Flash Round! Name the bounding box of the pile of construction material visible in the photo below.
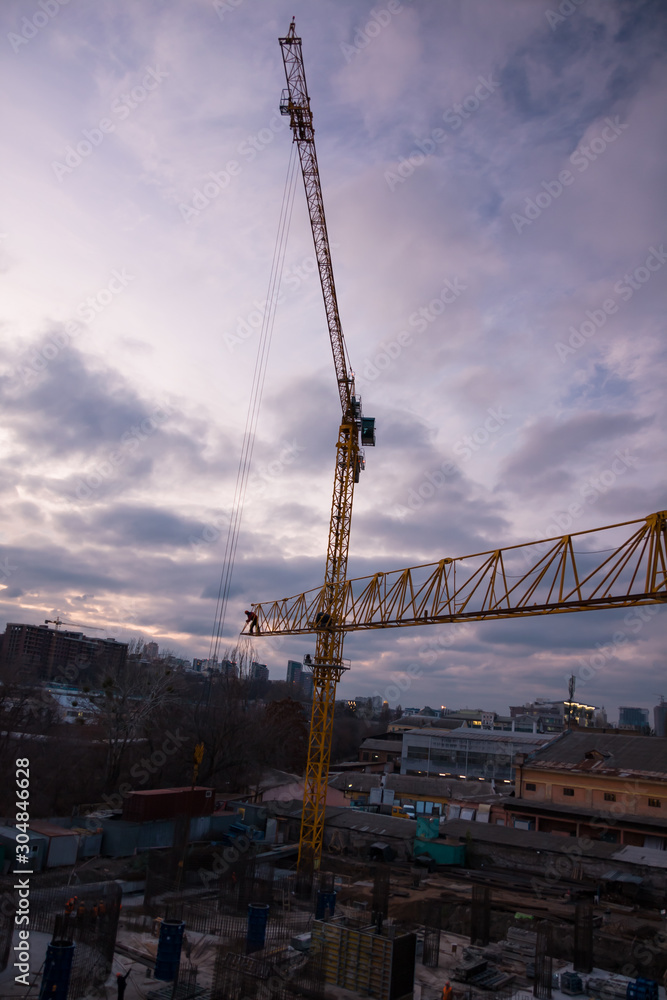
[586,977,659,1000]
[452,950,515,992]
[475,926,537,979]
[560,971,585,995]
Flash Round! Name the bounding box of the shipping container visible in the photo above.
[121,786,215,823]
[0,824,48,872]
[29,821,79,868]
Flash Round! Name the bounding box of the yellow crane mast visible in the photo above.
[278,20,375,874]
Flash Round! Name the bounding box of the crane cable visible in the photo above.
[208,144,299,665]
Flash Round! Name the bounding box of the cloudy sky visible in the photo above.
[1,0,665,719]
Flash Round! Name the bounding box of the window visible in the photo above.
[525,783,536,791]
[604,792,616,802]
[563,787,575,796]
[648,798,661,808]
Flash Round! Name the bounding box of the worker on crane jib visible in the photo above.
[244,609,260,635]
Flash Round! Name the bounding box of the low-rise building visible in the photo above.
[358,733,403,766]
[329,771,505,819]
[510,698,602,732]
[389,710,538,733]
[508,730,667,850]
[400,726,553,781]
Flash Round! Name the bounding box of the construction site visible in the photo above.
[1,7,666,1000]
[1,828,666,999]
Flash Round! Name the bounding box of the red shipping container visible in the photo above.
[121,786,215,822]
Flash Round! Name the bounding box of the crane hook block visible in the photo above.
[361,417,376,447]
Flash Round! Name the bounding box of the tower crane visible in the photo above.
[253,511,667,634]
[44,618,104,631]
[269,22,666,872]
[278,20,375,873]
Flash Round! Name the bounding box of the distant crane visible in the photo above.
[44,618,104,631]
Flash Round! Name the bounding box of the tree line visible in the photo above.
[0,642,385,817]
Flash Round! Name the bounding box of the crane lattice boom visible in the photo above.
[253,512,667,634]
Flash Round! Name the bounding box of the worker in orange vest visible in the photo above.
[442,981,453,1000]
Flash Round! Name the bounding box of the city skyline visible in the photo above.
[1,1,665,715]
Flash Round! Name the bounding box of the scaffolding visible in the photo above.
[470,884,491,946]
[533,921,553,1000]
[574,902,594,974]
[423,901,442,969]
[27,881,121,998]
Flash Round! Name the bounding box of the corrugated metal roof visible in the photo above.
[326,810,416,838]
[601,869,643,883]
[524,731,667,777]
[611,845,667,869]
[507,797,667,829]
[406,728,553,745]
[358,739,402,753]
[328,772,503,799]
[29,821,78,839]
[0,824,48,842]
[440,818,621,856]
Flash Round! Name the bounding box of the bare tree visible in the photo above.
[98,656,177,791]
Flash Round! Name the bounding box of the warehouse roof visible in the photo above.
[524,730,667,778]
[358,739,403,754]
[506,796,667,830]
[328,772,502,799]
[442,819,667,870]
[405,728,553,745]
[326,809,416,840]
[440,818,620,857]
